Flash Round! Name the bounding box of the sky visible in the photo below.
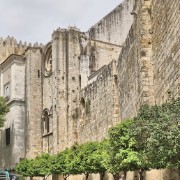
[0,0,123,44]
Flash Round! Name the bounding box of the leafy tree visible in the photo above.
[0,96,9,127]
[80,140,109,180]
[51,149,69,180]
[132,98,180,178]
[15,158,35,179]
[93,140,109,180]
[52,141,109,180]
[32,153,53,180]
[52,146,82,180]
[108,119,150,180]
[76,142,99,180]
[16,154,54,180]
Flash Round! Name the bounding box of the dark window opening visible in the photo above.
[38,70,40,78]
[6,128,10,145]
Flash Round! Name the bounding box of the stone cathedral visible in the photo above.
[0,0,179,179]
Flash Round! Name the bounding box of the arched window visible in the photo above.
[42,109,52,135]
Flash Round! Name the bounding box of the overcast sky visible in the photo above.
[0,0,123,44]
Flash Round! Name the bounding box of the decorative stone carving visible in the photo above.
[43,45,52,77]
[80,33,89,55]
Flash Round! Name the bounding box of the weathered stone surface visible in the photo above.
[88,0,134,45]
[0,55,25,169]
[25,48,43,158]
[0,0,179,179]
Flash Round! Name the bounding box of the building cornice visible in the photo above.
[0,54,25,72]
[6,98,25,107]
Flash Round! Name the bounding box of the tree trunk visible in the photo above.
[124,171,127,179]
[113,173,120,180]
[178,167,180,179]
[175,168,180,179]
[100,171,105,180]
[85,172,89,180]
[44,175,50,180]
[139,170,144,180]
[63,174,68,180]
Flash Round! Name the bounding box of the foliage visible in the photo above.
[108,119,150,179]
[133,98,180,169]
[15,158,35,177]
[52,146,82,180]
[78,141,109,179]
[0,96,9,127]
[31,153,53,179]
[15,98,179,179]
[16,154,53,179]
[52,141,109,180]
[92,140,109,179]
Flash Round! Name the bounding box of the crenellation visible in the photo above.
[0,36,42,64]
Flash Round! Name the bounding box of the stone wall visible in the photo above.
[116,0,179,179]
[0,104,25,169]
[117,0,154,120]
[80,38,121,89]
[25,47,43,158]
[89,40,122,72]
[151,0,180,104]
[88,0,134,45]
[50,27,82,151]
[51,29,69,153]
[0,55,25,169]
[77,60,120,144]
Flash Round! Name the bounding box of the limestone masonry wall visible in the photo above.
[25,48,43,158]
[0,55,25,169]
[88,0,134,45]
[118,0,155,120]
[116,0,179,179]
[77,60,120,144]
[151,0,180,104]
[89,40,122,71]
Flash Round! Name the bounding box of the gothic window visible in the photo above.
[42,109,52,135]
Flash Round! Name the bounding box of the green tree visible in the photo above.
[52,147,82,180]
[52,141,109,180]
[15,158,35,179]
[80,140,109,180]
[51,151,67,179]
[76,142,99,180]
[108,119,150,180]
[92,140,109,180]
[16,154,54,180]
[32,153,53,180]
[132,98,180,178]
[0,96,9,127]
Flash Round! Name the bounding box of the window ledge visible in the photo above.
[42,132,53,137]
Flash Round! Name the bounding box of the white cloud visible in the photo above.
[0,0,123,44]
